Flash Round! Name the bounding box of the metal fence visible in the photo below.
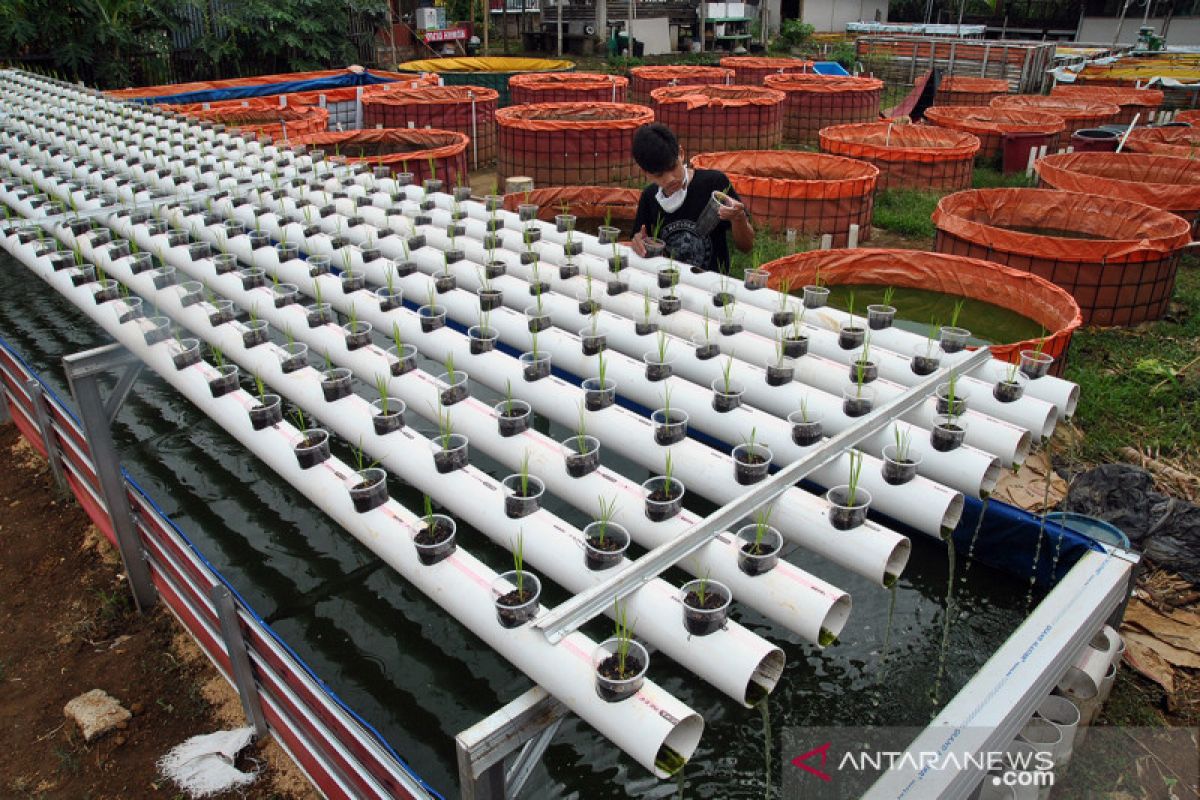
[0,335,440,800]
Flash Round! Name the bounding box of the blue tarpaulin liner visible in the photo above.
[132,70,399,106]
[813,61,852,76]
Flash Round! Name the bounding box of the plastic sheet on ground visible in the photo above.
[1065,463,1200,584]
[993,451,1069,512]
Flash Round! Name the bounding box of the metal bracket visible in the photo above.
[63,343,157,612]
[209,583,270,739]
[535,347,995,644]
[22,378,68,495]
[456,687,569,800]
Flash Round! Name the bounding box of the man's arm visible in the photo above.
[718,177,754,253]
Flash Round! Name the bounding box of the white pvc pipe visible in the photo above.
[64,221,785,709]
[0,123,854,646]
[0,225,703,778]
[105,208,852,647]
[200,200,907,589]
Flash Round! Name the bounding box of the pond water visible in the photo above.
[0,249,1041,798]
[824,284,1045,346]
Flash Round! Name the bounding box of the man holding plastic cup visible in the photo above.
[629,123,754,274]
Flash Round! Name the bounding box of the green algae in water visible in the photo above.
[823,284,1044,346]
[744,679,770,707]
[819,627,838,647]
[656,746,688,777]
[759,699,773,800]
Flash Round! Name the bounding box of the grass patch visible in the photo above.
[1065,254,1200,469]
[728,229,812,280]
[872,189,941,238]
[972,165,1035,189]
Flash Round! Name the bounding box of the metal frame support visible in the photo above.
[0,380,11,425]
[63,343,158,612]
[535,347,994,644]
[456,687,569,800]
[24,378,68,495]
[210,583,270,739]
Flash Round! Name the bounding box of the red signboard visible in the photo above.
[423,27,468,42]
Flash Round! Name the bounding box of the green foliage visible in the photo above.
[774,19,813,50]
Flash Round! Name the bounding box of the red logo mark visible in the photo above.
[791,742,834,782]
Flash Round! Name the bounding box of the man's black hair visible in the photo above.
[632,123,679,174]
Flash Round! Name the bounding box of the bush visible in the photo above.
[771,19,813,52]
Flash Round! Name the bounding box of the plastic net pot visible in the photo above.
[289,128,470,187]
[679,579,732,635]
[762,247,1083,376]
[168,99,329,140]
[764,74,883,146]
[496,103,654,187]
[1050,84,1164,126]
[819,121,980,192]
[933,76,1010,107]
[1034,151,1200,237]
[1123,126,1200,159]
[690,151,877,246]
[651,85,785,154]
[933,188,1191,327]
[396,56,574,107]
[491,570,542,628]
[510,72,628,105]
[583,521,630,571]
[719,56,813,86]
[990,95,1121,134]
[593,638,648,702]
[629,66,735,105]
[361,85,500,165]
[414,514,457,566]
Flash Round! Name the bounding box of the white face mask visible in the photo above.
[655,166,690,214]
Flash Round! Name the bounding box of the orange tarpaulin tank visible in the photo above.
[923,105,1066,162]
[932,188,1192,326]
[651,85,785,154]
[818,121,980,192]
[1123,126,1200,158]
[763,74,884,145]
[287,129,470,186]
[1034,151,1200,236]
[933,76,1010,107]
[761,248,1082,375]
[500,186,640,225]
[629,66,735,104]
[495,103,654,187]
[1049,85,1164,125]
[168,99,329,141]
[690,151,877,246]
[990,95,1120,132]
[361,85,500,166]
[1176,109,1200,125]
[509,72,628,105]
[719,56,813,85]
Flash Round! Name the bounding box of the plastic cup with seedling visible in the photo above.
[940,299,970,353]
[644,330,672,382]
[733,426,772,485]
[827,450,871,530]
[882,424,921,485]
[868,286,897,330]
[1019,327,1054,380]
[594,601,646,702]
[737,504,782,576]
[652,384,687,446]
[493,530,540,628]
[584,494,628,570]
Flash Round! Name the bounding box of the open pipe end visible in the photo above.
[940,491,966,534]
[978,455,1003,497]
[817,591,853,649]
[1062,383,1079,419]
[650,712,705,779]
[741,647,786,708]
[884,535,912,585]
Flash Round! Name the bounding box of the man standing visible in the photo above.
[629,122,754,273]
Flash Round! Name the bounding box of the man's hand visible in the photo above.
[716,195,747,222]
[630,224,649,257]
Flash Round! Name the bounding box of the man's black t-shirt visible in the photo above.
[633,168,742,274]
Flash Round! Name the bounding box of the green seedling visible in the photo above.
[656,330,669,364]
[503,379,515,416]
[893,424,912,463]
[846,450,864,507]
[391,321,404,353]
[692,570,712,605]
[444,352,457,385]
[289,406,308,432]
[351,436,383,473]
[253,373,268,403]
[778,276,792,311]
[576,402,589,455]
[595,495,618,545]
[651,212,664,241]
[752,504,774,548]
[612,601,638,678]
[721,354,736,394]
[642,288,652,323]
[423,494,435,530]
[798,395,811,423]
[512,529,526,595]
[375,374,392,415]
[882,286,895,306]
[949,298,965,329]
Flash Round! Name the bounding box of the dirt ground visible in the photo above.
[0,423,318,800]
